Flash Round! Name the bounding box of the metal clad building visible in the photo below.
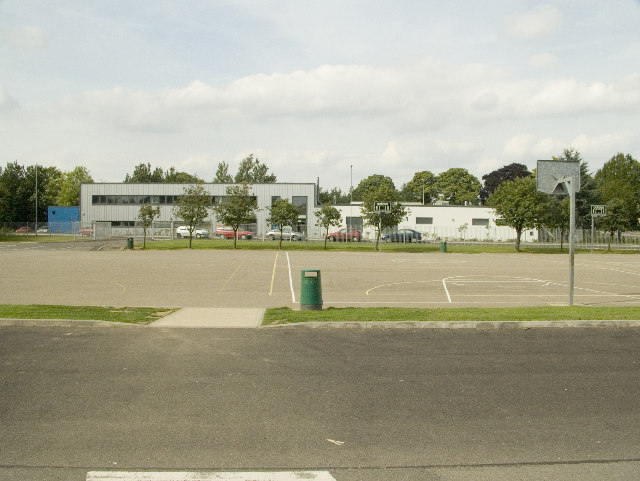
[80,182,320,238]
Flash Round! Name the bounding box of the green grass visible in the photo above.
[0,235,91,243]
[141,238,624,254]
[0,304,177,324]
[263,306,640,325]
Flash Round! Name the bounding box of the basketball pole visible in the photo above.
[569,177,575,306]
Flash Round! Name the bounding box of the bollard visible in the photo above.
[440,241,447,252]
[300,269,323,311]
[127,237,134,249]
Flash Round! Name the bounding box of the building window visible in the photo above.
[472,218,490,226]
[416,217,433,225]
[346,216,363,231]
[271,196,281,205]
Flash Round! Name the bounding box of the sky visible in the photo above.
[1,1,639,191]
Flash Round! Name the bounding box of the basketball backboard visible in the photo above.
[536,160,581,194]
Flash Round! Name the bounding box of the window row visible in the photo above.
[91,195,260,206]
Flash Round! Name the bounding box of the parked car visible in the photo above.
[175,225,209,239]
[216,226,253,240]
[15,226,34,233]
[79,228,94,236]
[37,226,49,233]
[382,229,423,243]
[327,228,362,242]
[265,226,305,241]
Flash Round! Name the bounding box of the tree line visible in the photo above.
[2,148,639,250]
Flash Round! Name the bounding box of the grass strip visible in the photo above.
[0,304,177,324]
[263,306,640,325]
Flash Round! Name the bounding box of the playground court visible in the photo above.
[1,245,640,309]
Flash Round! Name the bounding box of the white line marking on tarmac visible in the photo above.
[87,472,337,480]
[269,251,279,296]
[443,278,452,303]
[286,251,295,303]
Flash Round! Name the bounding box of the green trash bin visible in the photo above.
[440,241,447,252]
[127,237,134,249]
[300,269,323,311]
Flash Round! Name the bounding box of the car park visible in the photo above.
[175,225,209,239]
[265,226,305,241]
[327,228,362,242]
[216,226,253,240]
[382,228,423,243]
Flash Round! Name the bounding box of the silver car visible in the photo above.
[265,226,305,241]
[175,225,209,239]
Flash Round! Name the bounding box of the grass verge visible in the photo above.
[0,304,177,324]
[263,306,640,325]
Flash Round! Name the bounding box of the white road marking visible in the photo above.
[286,251,296,303]
[327,439,344,445]
[87,472,336,480]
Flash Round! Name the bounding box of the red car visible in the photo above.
[15,226,34,233]
[216,226,253,240]
[327,228,362,242]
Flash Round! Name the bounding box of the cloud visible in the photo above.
[505,5,562,41]
[0,84,19,111]
[0,24,48,50]
[528,52,560,70]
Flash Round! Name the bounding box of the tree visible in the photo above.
[0,162,29,222]
[213,162,234,183]
[315,205,342,249]
[539,195,570,250]
[234,154,277,183]
[137,204,160,249]
[361,183,407,250]
[163,167,202,183]
[172,184,211,248]
[318,187,350,205]
[434,168,482,205]
[212,183,259,249]
[56,166,94,206]
[400,171,437,203]
[266,199,300,249]
[598,198,631,250]
[594,153,640,231]
[26,165,63,224]
[487,176,546,251]
[125,163,164,183]
[351,174,396,202]
[480,163,530,203]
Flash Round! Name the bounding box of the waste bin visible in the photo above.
[300,269,323,311]
[440,241,447,252]
[127,237,134,249]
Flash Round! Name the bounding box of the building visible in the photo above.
[80,182,528,242]
[80,182,321,238]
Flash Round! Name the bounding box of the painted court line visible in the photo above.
[286,251,296,303]
[86,472,336,480]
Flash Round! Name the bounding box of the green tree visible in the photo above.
[125,162,164,183]
[598,198,631,250]
[539,195,570,250]
[212,183,259,249]
[352,174,396,202]
[137,203,160,249]
[0,162,28,222]
[361,183,407,250]
[163,167,202,183]
[56,166,94,206]
[26,165,63,224]
[234,154,277,183]
[172,184,211,248]
[487,176,546,252]
[315,205,342,249]
[594,153,640,231]
[318,186,350,205]
[434,168,482,205]
[266,198,300,249]
[480,163,531,203]
[213,162,234,183]
[400,171,437,203]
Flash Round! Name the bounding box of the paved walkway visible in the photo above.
[149,308,266,328]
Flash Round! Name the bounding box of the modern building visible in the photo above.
[47,206,80,233]
[80,182,528,242]
[80,182,321,238]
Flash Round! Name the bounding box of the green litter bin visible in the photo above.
[300,269,323,311]
[127,237,134,249]
[440,241,447,252]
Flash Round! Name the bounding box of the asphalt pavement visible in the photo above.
[1,326,639,480]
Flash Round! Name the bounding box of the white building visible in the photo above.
[80,182,530,242]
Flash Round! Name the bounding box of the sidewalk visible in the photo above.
[149,308,266,328]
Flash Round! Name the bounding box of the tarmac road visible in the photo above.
[1,326,639,480]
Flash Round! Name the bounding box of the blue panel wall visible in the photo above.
[47,206,80,233]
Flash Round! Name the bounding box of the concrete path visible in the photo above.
[149,308,265,328]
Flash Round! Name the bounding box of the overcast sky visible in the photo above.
[1,1,639,191]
